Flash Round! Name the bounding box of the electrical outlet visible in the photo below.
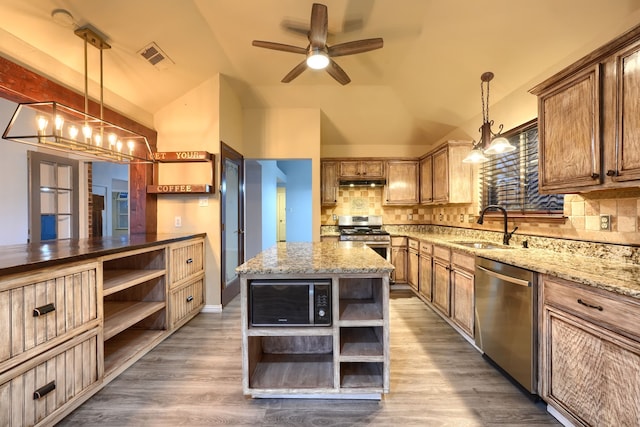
[459,214,464,223]
[174,216,182,227]
[332,214,337,221]
[600,214,611,231]
[438,214,444,221]
[408,214,413,220]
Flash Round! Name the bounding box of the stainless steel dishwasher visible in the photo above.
[474,257,537,394]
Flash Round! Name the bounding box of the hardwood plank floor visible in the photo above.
[58,291,560,426]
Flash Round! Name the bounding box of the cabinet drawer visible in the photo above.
[0,329,100,427]
[169,239,205,286]
[451,251,474,272]
[419,242,432,255]
[408,239,419,251]
[170,277,204,329]
[433,245,451,262]
[391,236,406,246]
[543,275,640,341]
[0,262,99,369]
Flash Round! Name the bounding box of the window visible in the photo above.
[480,120,564,216]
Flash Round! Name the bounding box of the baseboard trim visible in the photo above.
[201,304,223,313]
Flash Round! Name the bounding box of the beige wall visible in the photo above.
[244,107,322,241]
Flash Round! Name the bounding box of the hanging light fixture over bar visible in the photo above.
[2,25,154,163]
[463,71,515,163]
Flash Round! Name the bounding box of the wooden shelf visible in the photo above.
[103,269,165,296]
[250,353,334,390]
[103,301,166,340]
[340,362,383,389]
[103,328,166,377]
[340,327,383,360]
[339,299,383,321]
[247,327,334,337]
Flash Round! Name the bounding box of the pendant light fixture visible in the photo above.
[462,71,515,163]
[2,23,153,163]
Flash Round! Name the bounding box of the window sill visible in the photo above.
[478,213,567,224]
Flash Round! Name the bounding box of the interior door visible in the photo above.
[277,186,286,242]
[220,142,244,306]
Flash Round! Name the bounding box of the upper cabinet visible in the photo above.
[530,25,640,193]
[384,160,419,205]
[420,141,473,205]
[321,161,339,206]
[339,160,385,179]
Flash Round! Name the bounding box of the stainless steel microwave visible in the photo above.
[249,280,331,326]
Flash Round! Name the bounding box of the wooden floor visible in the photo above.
[59,290,560,426]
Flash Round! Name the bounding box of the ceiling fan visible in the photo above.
[252,3,383,85]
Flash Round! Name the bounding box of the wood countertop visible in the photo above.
[0,233,205,276]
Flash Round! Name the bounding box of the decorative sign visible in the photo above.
[151,151,212,162]
[147,184,212,194]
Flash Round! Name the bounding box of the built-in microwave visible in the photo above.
[249,279,331,326]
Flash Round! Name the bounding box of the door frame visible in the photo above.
[220,142,244,306]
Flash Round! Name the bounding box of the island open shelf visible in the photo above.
[238,241,393,400]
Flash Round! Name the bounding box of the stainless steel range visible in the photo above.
[338,215,390,261]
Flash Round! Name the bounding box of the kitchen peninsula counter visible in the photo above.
[237,241,394,399]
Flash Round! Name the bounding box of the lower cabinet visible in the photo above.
[418,242,432,301]
[390,237,407,284]
[432,246,451,316]
[450,251,474,338]
[541,275,640,426]
[407,239,419,293]
[169,277,205,329]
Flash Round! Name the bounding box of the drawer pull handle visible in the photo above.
[33,303,56,317]
[186,295,194,302]
[186,258,193,264]
[577,299,603,311]
[33,381,56,399]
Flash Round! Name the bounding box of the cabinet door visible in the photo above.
[420,155,433,204]
[391,247,407,283]
[538,65,602,192]
[432,258,450,316]
[407,250,419,293]
[614,43,640,182]
[361,161,385,178]
[339,161,361,178]
[432,148,449,203]
[451,268,474,337]
[384,161,419,205]
[321,161,338,206]
[419,254,432,301]
[543,309,640,426]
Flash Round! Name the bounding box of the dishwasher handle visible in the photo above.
[476,265,531,287]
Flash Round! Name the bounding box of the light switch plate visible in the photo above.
[199,197,208,207]
[174,216,182,227]
[600,214,611,231]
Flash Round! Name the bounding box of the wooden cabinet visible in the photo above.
[420,141,473,205]
[321,161,339,206]
[419,155,433,204]
[450,251,474,338]
[531,26,640,192]
[432,245,451,316]
[540,275,640,426]
[418,242,432,302]
[390,237,407,284]
[384,160,419,205]
[339,160,384,179]
[407,239,419,293]
[168,238,205,330]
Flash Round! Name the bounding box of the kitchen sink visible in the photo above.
[451,241,515,250]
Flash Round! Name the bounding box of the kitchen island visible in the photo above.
[237,241,394,399]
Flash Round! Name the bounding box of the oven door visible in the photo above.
[365,241,390,261]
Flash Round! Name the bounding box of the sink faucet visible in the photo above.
[477,204,518,245]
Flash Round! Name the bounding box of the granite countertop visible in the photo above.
[0,233,206,276]
[396,231,640,300]
[236,241,394,275]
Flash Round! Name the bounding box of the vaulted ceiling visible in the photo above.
[1,0,640,150]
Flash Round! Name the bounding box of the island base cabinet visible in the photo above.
[340,362,383,389]
[0,329,101,427]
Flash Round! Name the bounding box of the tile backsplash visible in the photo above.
[321,187,640,246]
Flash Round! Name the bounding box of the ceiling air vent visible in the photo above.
[137,42,174,70]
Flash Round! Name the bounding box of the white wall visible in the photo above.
[279,160,312,243]
[244,160,263,259]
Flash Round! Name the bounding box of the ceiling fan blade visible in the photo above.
[252,40,307,55]
[309,3,328,48]
[326,59,351,85]
[281,60,308,83]
[328,38,384,57]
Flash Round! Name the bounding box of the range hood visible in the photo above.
[339,179,386,187]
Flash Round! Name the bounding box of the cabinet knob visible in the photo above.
[591,173,600,179]
[33,381,56,400]
[186,258,193,264]
[186,295,194,303]
[606,170,617,177]
[33,303,56,317]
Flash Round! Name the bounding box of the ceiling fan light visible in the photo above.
[306,50,329,69]
[484,136,516,155]
[462,146,489,163]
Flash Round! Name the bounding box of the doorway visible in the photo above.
[220,142,244,306]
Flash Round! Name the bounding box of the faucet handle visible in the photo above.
[504,226,518,245]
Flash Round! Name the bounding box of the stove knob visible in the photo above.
[318,309,326,317]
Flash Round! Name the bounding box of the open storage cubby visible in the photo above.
[338,277,383,322]
[102,247,167,377]
[340,362,384,388]
[247,335,334,390]
[340,327,383,360]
